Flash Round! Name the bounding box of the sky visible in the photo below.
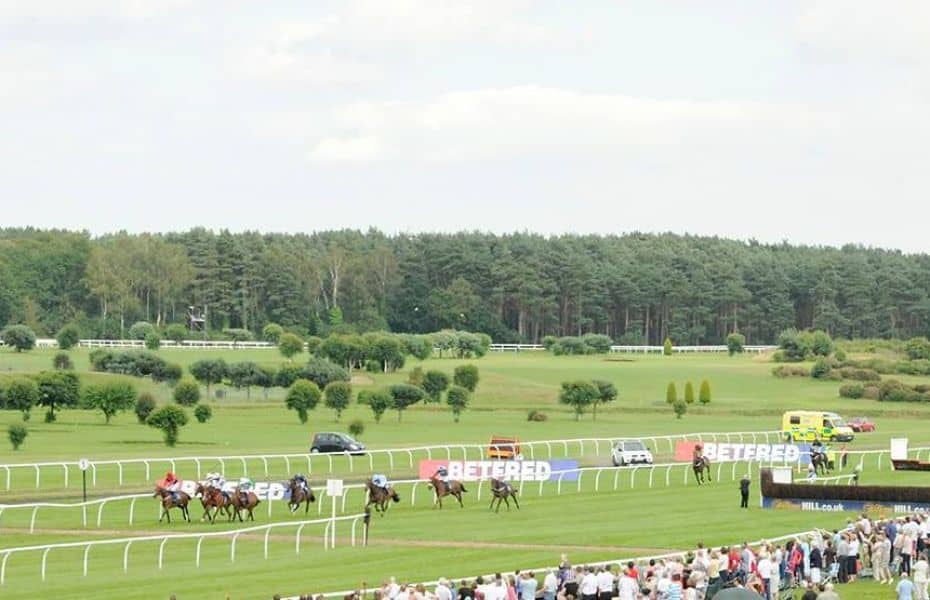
[2,1,929,251]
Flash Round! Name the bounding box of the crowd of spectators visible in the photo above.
[277,511,930,600]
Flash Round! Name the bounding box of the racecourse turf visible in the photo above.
[1,348,929,599]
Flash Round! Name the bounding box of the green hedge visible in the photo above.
[760,469,930,503]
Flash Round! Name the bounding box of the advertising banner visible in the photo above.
[418,460,579,482]
[762,496,930,514]
[675,441,811,465]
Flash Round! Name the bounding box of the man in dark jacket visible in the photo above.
[739,475,750,508]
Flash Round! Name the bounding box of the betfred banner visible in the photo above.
[675,442,811,465]
[418,460,578,482]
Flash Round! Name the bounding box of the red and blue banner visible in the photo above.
[675,442,812,465]
[418,460,579,482]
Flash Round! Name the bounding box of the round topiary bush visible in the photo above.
[173,380,201,406]
[194,404,213,423]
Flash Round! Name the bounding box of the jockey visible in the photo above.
[693,443,705,466]
[237,476,254,504]
[164,471,182,503]
[371,473,388,493]
[204,472,228,500]
[432,466,450,487]
[293,473,309,493]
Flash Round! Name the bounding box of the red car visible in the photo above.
[847,417,875,432]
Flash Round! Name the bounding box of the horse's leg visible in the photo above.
[159,503,165,523]
[512,494,520,510]
[165,504,171,524]
[456,491,464,508]
[489,495,496,510]
[707,466,712,482]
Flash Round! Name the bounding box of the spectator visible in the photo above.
[815,582,840,600]
[579,567,597,600]
[616,568,638,600]
[800,581,818,600]
[757,551,772,599]
[542,570,557,600]
[519,572,537,600]
[458,581,472,600]
[915,552,929,600]
[435,579,453,600]
[739,475,750,508]
[667,573,683,600]
[898,573,916,600]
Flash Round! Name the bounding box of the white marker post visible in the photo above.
[78,458,90,503]
[326,479,344,549]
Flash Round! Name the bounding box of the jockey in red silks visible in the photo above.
[693,443,704,466]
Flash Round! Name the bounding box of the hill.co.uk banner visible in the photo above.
[675,442,812,465]
[418,460,579,482]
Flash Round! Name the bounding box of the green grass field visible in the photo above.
[1,348,927,599]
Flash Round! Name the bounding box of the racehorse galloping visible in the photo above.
[365,478,400,515]
[810,449,831,475]
[489,478,520,513]
[154,486,191,523]
[693,456,712,485]
[286,476,316,514]
[229,489,261,522]
[429,476,467,509]
[195,483,232,523]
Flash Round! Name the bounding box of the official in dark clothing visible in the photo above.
[739,475,750,508]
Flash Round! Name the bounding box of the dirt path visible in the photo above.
[1,525,675,556]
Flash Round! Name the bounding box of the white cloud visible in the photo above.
[0,0,191,21]
[307,86,822,163]
[278,0,572,48]
[307,135,383,162]
[234,47,381,85]
[796,0,930,64]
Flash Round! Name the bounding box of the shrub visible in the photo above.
[5,377,38,421]
[527,409,548,422]
[56,324,81,350]
[772,350,787,363]
[422,370,451,402]
[878,379,921,402]
[348,419,365,438]
[189,359,227,395]
[1,325,36,352]
[53,352,74,370]
[81,381,136,423]
[365,360,381,373]
[173,380,201,406]
[699,380,711,405]
[673,399,687,419]
[772,365,810,378]
[387,384,425,422]
[862,386,881,400]
[839,384,864,399]
[810,358,832,379]
[446,385,470,422]
[8,424,27,450]
[408,366,425,387]
[665,382,677,404]
[582,333,613,354]
[129,321,155,340]
[726,333,745,356]
[453,364,479,392]
[262,323,284,344]
[838,367,881,382]
[278,333,305,360]
[286,379,321,424]
[274,363,304,388]
[223,328,254,345]
[164,324,187,344]
[684,381,695,403]
[559,380,599,420]
[357,389,391,423]
[144,331,161,350]
[303,357,350,389]
[193,404,212,423]
[146,405,189,446]
[135,393,156,424]
[905,337,930,361]
[833,349,847,363]
[811,330,833,356]
[305,335,324,355]
[35,370,80,422]
[663,338,673,356]
[552,336,586,356]
[541,336,557,350]
[152,362,183,385]
[323,381,352,421]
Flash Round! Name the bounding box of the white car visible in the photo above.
[611,439,654,466]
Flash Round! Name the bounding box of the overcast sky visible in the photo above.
[2,1,929,251]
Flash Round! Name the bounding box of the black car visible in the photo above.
[310,432,366,454]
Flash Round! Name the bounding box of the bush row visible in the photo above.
[838,379,930,402]
[543,333,614,355]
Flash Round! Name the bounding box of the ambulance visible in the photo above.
[782,410,855,442]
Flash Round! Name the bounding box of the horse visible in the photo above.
[365,478,400,516]
[286,477,316,514]
[489,478,519,513]
[429,476,467,509]
[154,486,191,523]
[195,483,233,523]
[810,449,831,475]
[693,456,712,485]
[229,488,261,522]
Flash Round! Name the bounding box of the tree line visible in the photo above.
[3,227,930,344]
